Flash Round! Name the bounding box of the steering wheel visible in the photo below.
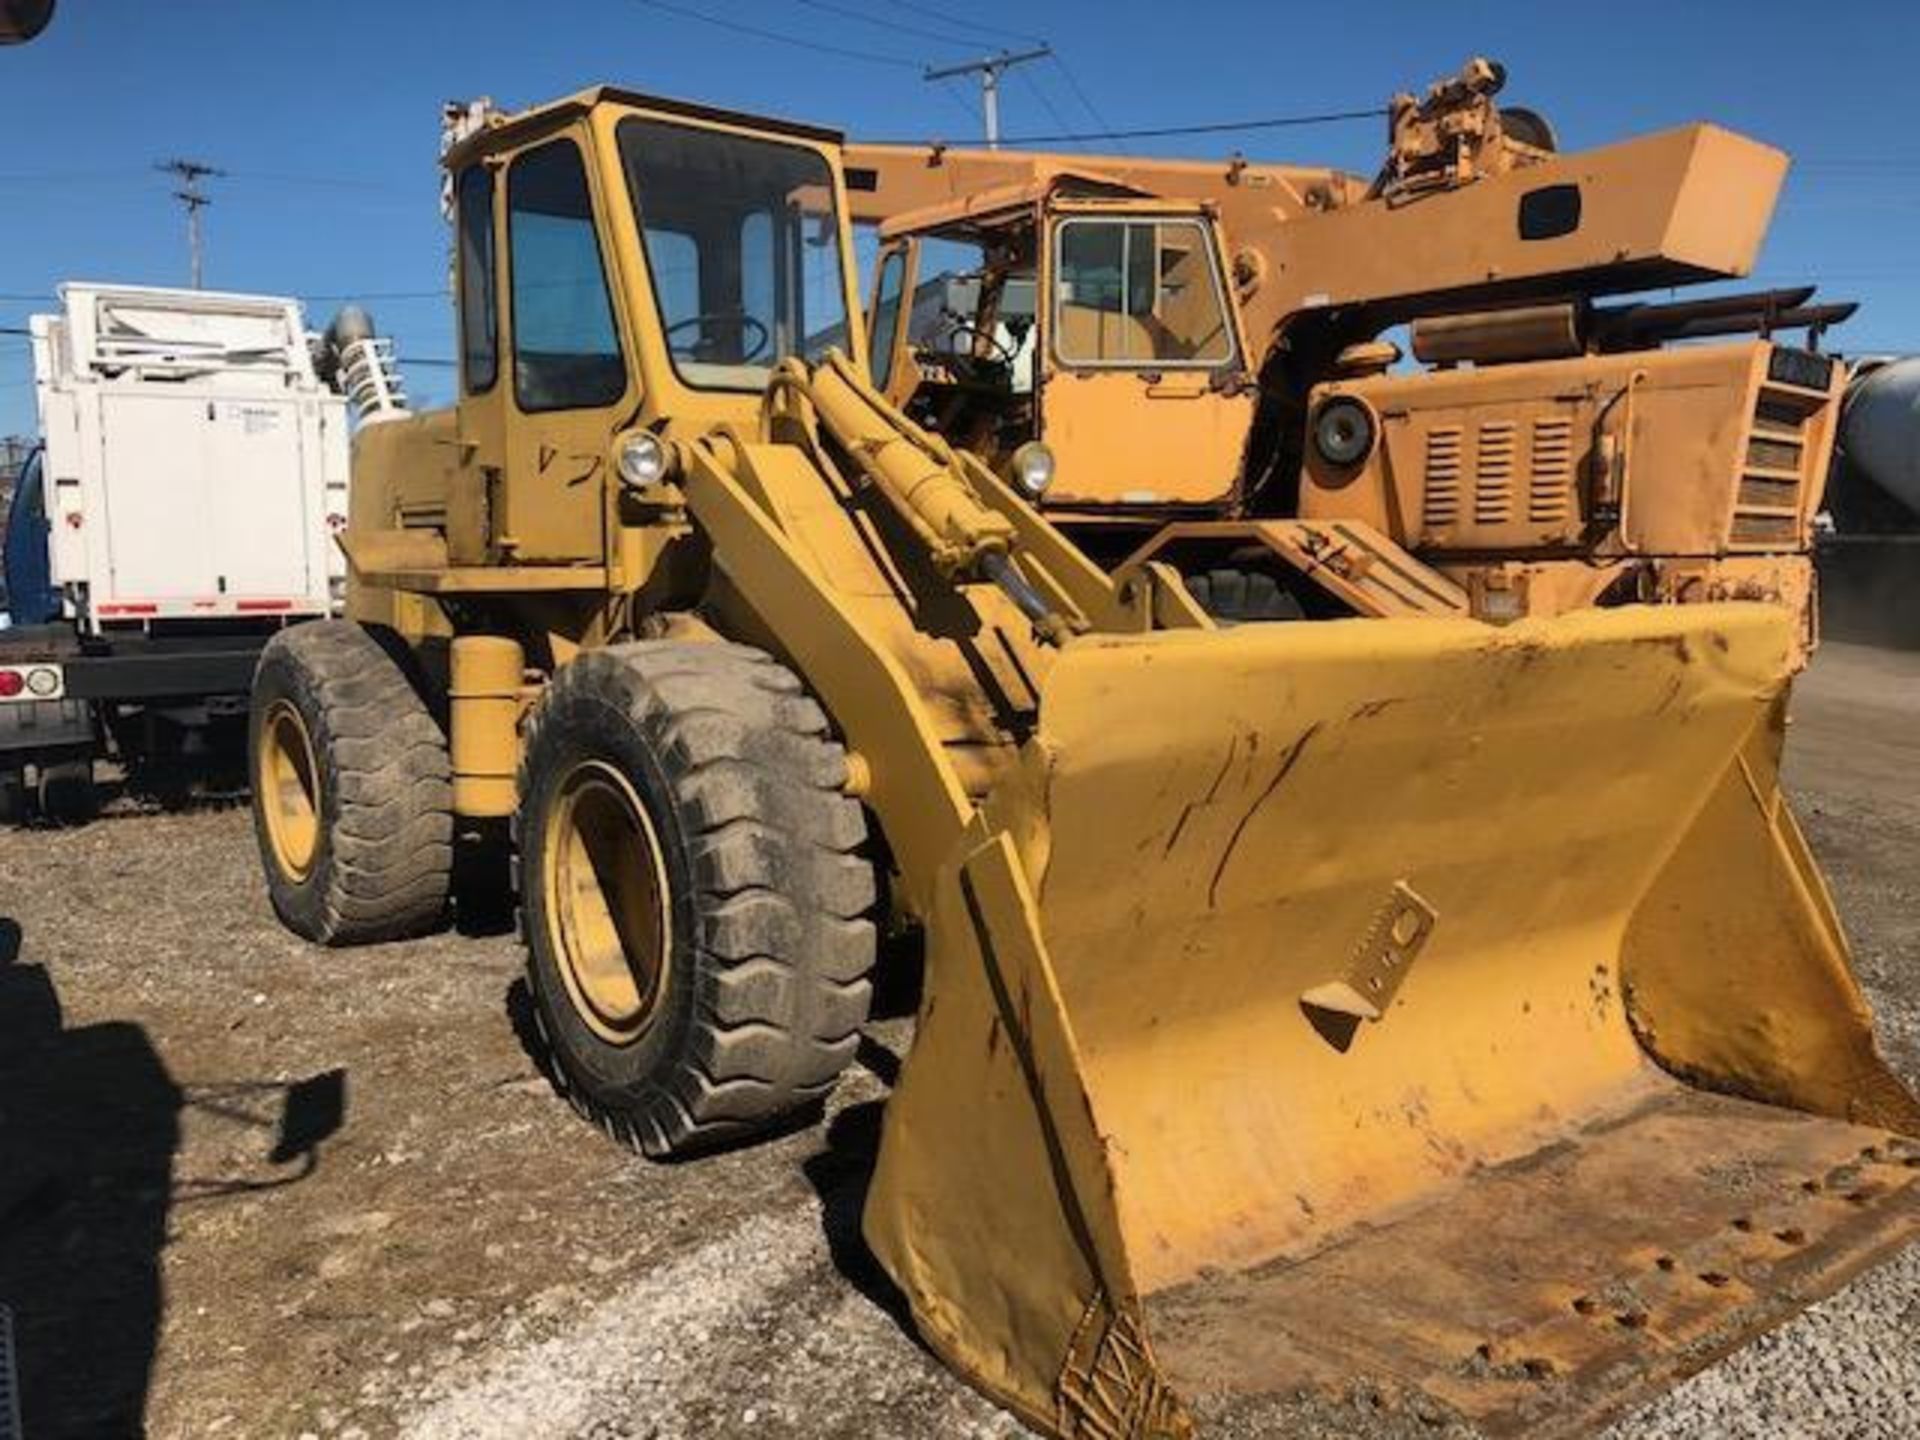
[921,324,1017,390]
[944,322,1017,367]
[664,312,772,362]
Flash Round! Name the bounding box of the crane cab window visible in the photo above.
[507,139,627,412]
[617,118,850,391]
[1053,218,1234,368]
[868,247,907,387]
[908,235,1037,394]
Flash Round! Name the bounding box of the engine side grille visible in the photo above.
[1473,421,1517,524]
[1423,426,1464,530]
[1729,374,1815,551]
[1528,417,1575,525]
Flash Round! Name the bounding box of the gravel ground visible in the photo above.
[0,640,1914,1439]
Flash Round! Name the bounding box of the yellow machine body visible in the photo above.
[846,63,1832,646]
[327,82,1919,1438]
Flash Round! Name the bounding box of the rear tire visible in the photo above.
[37,760,96,825]
[517,641,877,1157]
[249,620,453,945]
[0,768,25,825]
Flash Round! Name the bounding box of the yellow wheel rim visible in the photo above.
[259,698,321,881]
[544,760,672,1047]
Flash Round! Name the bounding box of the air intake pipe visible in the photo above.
[321,306,410,425]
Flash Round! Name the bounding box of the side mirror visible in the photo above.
[0,0,55,45]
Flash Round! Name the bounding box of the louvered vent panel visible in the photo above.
[1474,421,1517,525]
[1730,386,1811,551]
[1528,417,1574,524]
[1423,426,1464,530]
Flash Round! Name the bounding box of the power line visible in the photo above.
[0,167,150,185]
[300,288,447,302]
[1015,66,1086,153]
[869,106,1388,148]
[629,0,923,68]
[891,0,1045,46]
[226,168,418,195]
[1049,54,1118,138]
[789,0,987,49]
[933,77,982,128]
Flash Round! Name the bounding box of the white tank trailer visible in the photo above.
[1820,357,1920,648]
[1843,357,1920,518]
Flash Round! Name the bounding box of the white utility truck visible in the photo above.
[0,283,348,818]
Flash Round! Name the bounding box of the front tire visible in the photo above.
[249,620,453,945]
[517,641,876,1157]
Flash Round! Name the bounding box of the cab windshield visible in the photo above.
[617,118,851,391]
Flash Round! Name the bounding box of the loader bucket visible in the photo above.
[864,603,1920,1439]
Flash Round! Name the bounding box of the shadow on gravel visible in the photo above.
[0,914,178,1437]
[802,1099,918,1335]
[0,918,345,1437]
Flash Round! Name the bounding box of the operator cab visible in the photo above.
[868,174,1255,524]
[425,88,869,572]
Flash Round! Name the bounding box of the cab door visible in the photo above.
[865,239,918,406]
[493,132,636,564]
[1040,211,1254,510]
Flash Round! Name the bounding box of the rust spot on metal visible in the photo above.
[1347,696,1402,721]
[1631,633,1695,664]
[1572,1295,1599,1316]
[1699,1270,1732,1288]
[1731,1216,1755,1233]
[1774,1227,1806,1246]
[1655,1254,1678,1273]
[1206,723,1319,909]
[1614,1310,1649,1330]
[1163,736,1241,858]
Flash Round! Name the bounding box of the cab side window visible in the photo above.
[508,139,627,412]
[456,165,498,394]
[1054,219,1234,368]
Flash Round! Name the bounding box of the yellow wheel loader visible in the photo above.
[249,86,1920,1438]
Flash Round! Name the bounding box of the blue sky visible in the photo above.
[3,0,1917,435]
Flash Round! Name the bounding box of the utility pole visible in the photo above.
[924,46,1052,149]
[156,158,224,289]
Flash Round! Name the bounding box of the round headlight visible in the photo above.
[616,432,669,490]
[1311,396,1376,468]
[1009,441,1056,498]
